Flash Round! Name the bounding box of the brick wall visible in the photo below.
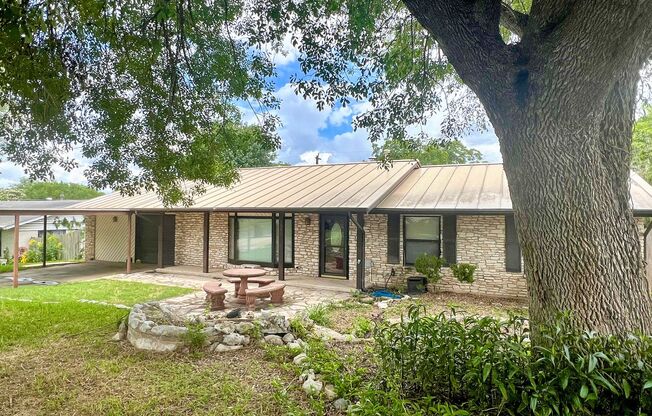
[84,215,96,261]
[174,212,204,266]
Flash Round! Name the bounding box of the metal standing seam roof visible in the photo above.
[375,163,652,215]
[3,162,652,215]
[69,160,420,212]
[0,200,83,229]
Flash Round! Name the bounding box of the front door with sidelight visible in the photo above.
[320,214,348,278]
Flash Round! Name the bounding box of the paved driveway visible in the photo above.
[0,262,154,286]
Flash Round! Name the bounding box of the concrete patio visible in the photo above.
[111,270,352,319]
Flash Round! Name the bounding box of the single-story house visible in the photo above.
[0,200,84,260]
[2,161,652,298]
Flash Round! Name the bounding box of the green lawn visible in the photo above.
[0,280,311,415]
[0,279,193,306]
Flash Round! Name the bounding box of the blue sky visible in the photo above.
[0,52,501,187]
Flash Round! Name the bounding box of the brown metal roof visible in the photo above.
[69,160,419,212]
[3,161,651,215]
[376,163,652,215]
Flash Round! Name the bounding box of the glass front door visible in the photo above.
[320,214,348,278]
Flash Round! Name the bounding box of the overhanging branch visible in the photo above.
[500,3,528,38]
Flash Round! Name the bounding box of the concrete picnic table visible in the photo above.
[223,268,268,303]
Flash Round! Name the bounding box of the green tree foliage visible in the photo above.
[0,0,487,204]
[374,136,482,165]
[0,179,102,200]
[633,106,652,185]
[0,0,279,205]
[0,187,26,201]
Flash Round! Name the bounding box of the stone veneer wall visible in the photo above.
[174,212,204,266]
[363,214,527,299]
[209,212,229,269]
[291,213,320,277]
[436,215,527,298]
[84,215,96,261]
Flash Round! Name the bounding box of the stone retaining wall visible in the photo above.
[126,302,291,352]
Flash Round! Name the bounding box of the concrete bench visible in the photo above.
[227,277,275,296]
[203,282,228,311]
[244,283,286,310]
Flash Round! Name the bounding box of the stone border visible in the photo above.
[122,302,301,352]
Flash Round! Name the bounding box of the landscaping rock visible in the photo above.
[286,341,302,351]
[313,325,348,342]
[222,333,246,346]
[333,398,350,412]
[324,384,337,401]
[263,334,284,346]
[293,352,308,366]
[235,322,255,334]
[215,321,236,334]
[299,369,315,382]
[282,333,295,343]
[226,308,242,318]
[260,312,290,334]
[211,343,243,353]
[376,301,389,309]
[302,378,323,397]
[111,324,127,342]
[150,324,188,338]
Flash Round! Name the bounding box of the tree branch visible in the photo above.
[402,0,518,114]
[500,3,528,37]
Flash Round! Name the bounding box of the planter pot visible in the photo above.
[406,276,427,294]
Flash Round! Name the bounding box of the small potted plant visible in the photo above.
[409,253,444,294]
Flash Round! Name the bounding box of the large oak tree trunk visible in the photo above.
[403,0,652,334]
[494,75,652,334]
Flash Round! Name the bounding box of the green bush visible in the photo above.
[373,305,652,415]
[24,234,63,263]
[450,263,476,283]
[414,253,444,284]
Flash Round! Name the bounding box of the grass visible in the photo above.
[0,279,193,306]
[0,263,25,273]
[0,300,129,351]
[0,279,313,415]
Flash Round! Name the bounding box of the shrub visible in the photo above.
[414,254,444,284]
[352,317,373,338]
[24,234,63,263]
[450,263,476,283]
[373,305,652,415]
[181,322,206,352]
[307,304,330,326]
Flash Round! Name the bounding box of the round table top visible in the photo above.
[222,268,267,278]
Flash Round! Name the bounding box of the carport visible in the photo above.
[0,207,132,288]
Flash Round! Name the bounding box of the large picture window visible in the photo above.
[403,216,441,265]
[228,214,293,266]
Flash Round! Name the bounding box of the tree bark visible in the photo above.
[403,0,652,334]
